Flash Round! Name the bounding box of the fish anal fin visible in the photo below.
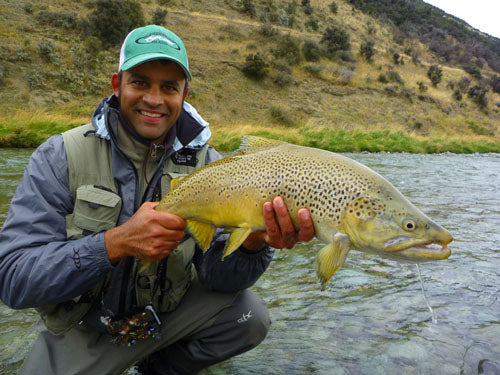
[187,220,216,251]
[316,233,351,290]
[224,227,253,257]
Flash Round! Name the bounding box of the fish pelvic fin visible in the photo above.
[187,220,216,251]
[316,233,351,290]
[236,136,285,155]
[224,227,253,257]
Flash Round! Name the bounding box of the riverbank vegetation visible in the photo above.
[0,0,499,152]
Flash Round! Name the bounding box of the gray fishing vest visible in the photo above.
[37,123,209,334]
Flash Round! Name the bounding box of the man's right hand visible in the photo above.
[104,202,186,264]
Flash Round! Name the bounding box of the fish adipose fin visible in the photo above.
[316,233,351,290]
[224,227,253,257]
[236,136,285,155]
[187,220,216,251]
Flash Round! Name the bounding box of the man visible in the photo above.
[0,25,314,374]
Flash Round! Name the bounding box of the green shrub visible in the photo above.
[321,26,351,56]
[152,8,168,25]
[273,71,294,87]
[462,65,482,79]
[336,50,356,63]
[24,69,45,89]
[337,66,355,85]
[304,17,319,31]
[36,10,78,29]
[416,81,427,92]
[272,34,302,65]
[270,106,294,126]
[88,0,145,47]
[489,75,500,93]
[458,76,471,92]
[359,40,375,62]
[36,39,60,63]
[242,53,268,79]
[301,0,313,15]
[329,2,338,14]
[0,64,4,85]
[304,63,324,77]
[377,73,388,83]
[387,70,404,85]
[240,0,257,17]
[259,23,280,38]
[301,40,321,62]
[24,3,34,14]
[452,89,462,101]
[468,85,489,108]
[427,64,442,87]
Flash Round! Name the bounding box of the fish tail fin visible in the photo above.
[223,227,253,257]
[187,220,216,251]
[316,233,351,290]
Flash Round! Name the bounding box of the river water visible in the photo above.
[0,149,499,374]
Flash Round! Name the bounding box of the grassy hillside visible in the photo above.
[0,0,499,152]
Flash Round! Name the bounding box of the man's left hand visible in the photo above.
[242,196,315,251]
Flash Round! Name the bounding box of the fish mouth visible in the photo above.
[383,236,451,260]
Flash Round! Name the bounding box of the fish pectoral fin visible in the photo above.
[187,220,216,251]
[316,233,351,290]
[224,227,253,258]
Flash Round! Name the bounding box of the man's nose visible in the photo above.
[143,87,163,106]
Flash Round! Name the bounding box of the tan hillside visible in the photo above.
[0,0,499,151]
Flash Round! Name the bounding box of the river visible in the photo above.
[0,149,499,374]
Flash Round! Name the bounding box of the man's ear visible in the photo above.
[111,73,121,97]
[183,86,189,100]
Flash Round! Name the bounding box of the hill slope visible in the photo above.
[0,0,499,152]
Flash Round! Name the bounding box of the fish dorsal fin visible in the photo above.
[236,136,285,155]
[187,220,216,251]
[170,176,185,191]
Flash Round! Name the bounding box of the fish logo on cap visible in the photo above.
[136,33,181,50]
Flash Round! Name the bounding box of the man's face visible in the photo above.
[111,60,187,144]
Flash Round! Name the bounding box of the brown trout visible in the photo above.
[156,136,452,289]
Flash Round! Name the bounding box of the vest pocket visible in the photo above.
[66,185,122,239]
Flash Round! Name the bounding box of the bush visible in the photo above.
[302,40,321,62]
[359,40,375,62]
[240,0,257,17]
[377,73,388,83]
[301,0,313,15]
[36,39,60,63]
[462,65,482,79]
[24,69,45,89]
[468,85,489,108]
[304,63,324,77]
[387,70,404,85]
[427,64,442,87]
[0,64,4,85]
[259,23,279,38]
[270,106,294,126]
[337,66,355,85]
[321,26,350,56]
[304,17,319,31]
[152,8,168,25]
[88,0,145,47]
[416,81,427,92]
[329,2,338,14]
[273,71,294,87]
[490,75,500,94]
[452,89,462,101]
[242,53,268,79]
[272,35,302,65]
[36,10,78,29]
[458,77,471,92]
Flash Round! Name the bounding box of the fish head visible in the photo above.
[342,186,452,263]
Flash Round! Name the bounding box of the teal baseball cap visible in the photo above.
[118,25,192,81]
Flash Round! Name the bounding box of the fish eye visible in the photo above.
[402,218,417,231]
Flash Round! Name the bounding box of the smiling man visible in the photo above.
[0,25,314,374]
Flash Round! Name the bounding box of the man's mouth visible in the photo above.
[139,110,165,118]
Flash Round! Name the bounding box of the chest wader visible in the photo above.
[37,123,209,335]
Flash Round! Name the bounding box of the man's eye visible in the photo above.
[132,80,146,87]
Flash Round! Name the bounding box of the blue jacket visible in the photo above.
[0,95,273,312]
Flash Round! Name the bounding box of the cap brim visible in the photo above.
[120,53,192,81]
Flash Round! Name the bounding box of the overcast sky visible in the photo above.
[423,0,500,38]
